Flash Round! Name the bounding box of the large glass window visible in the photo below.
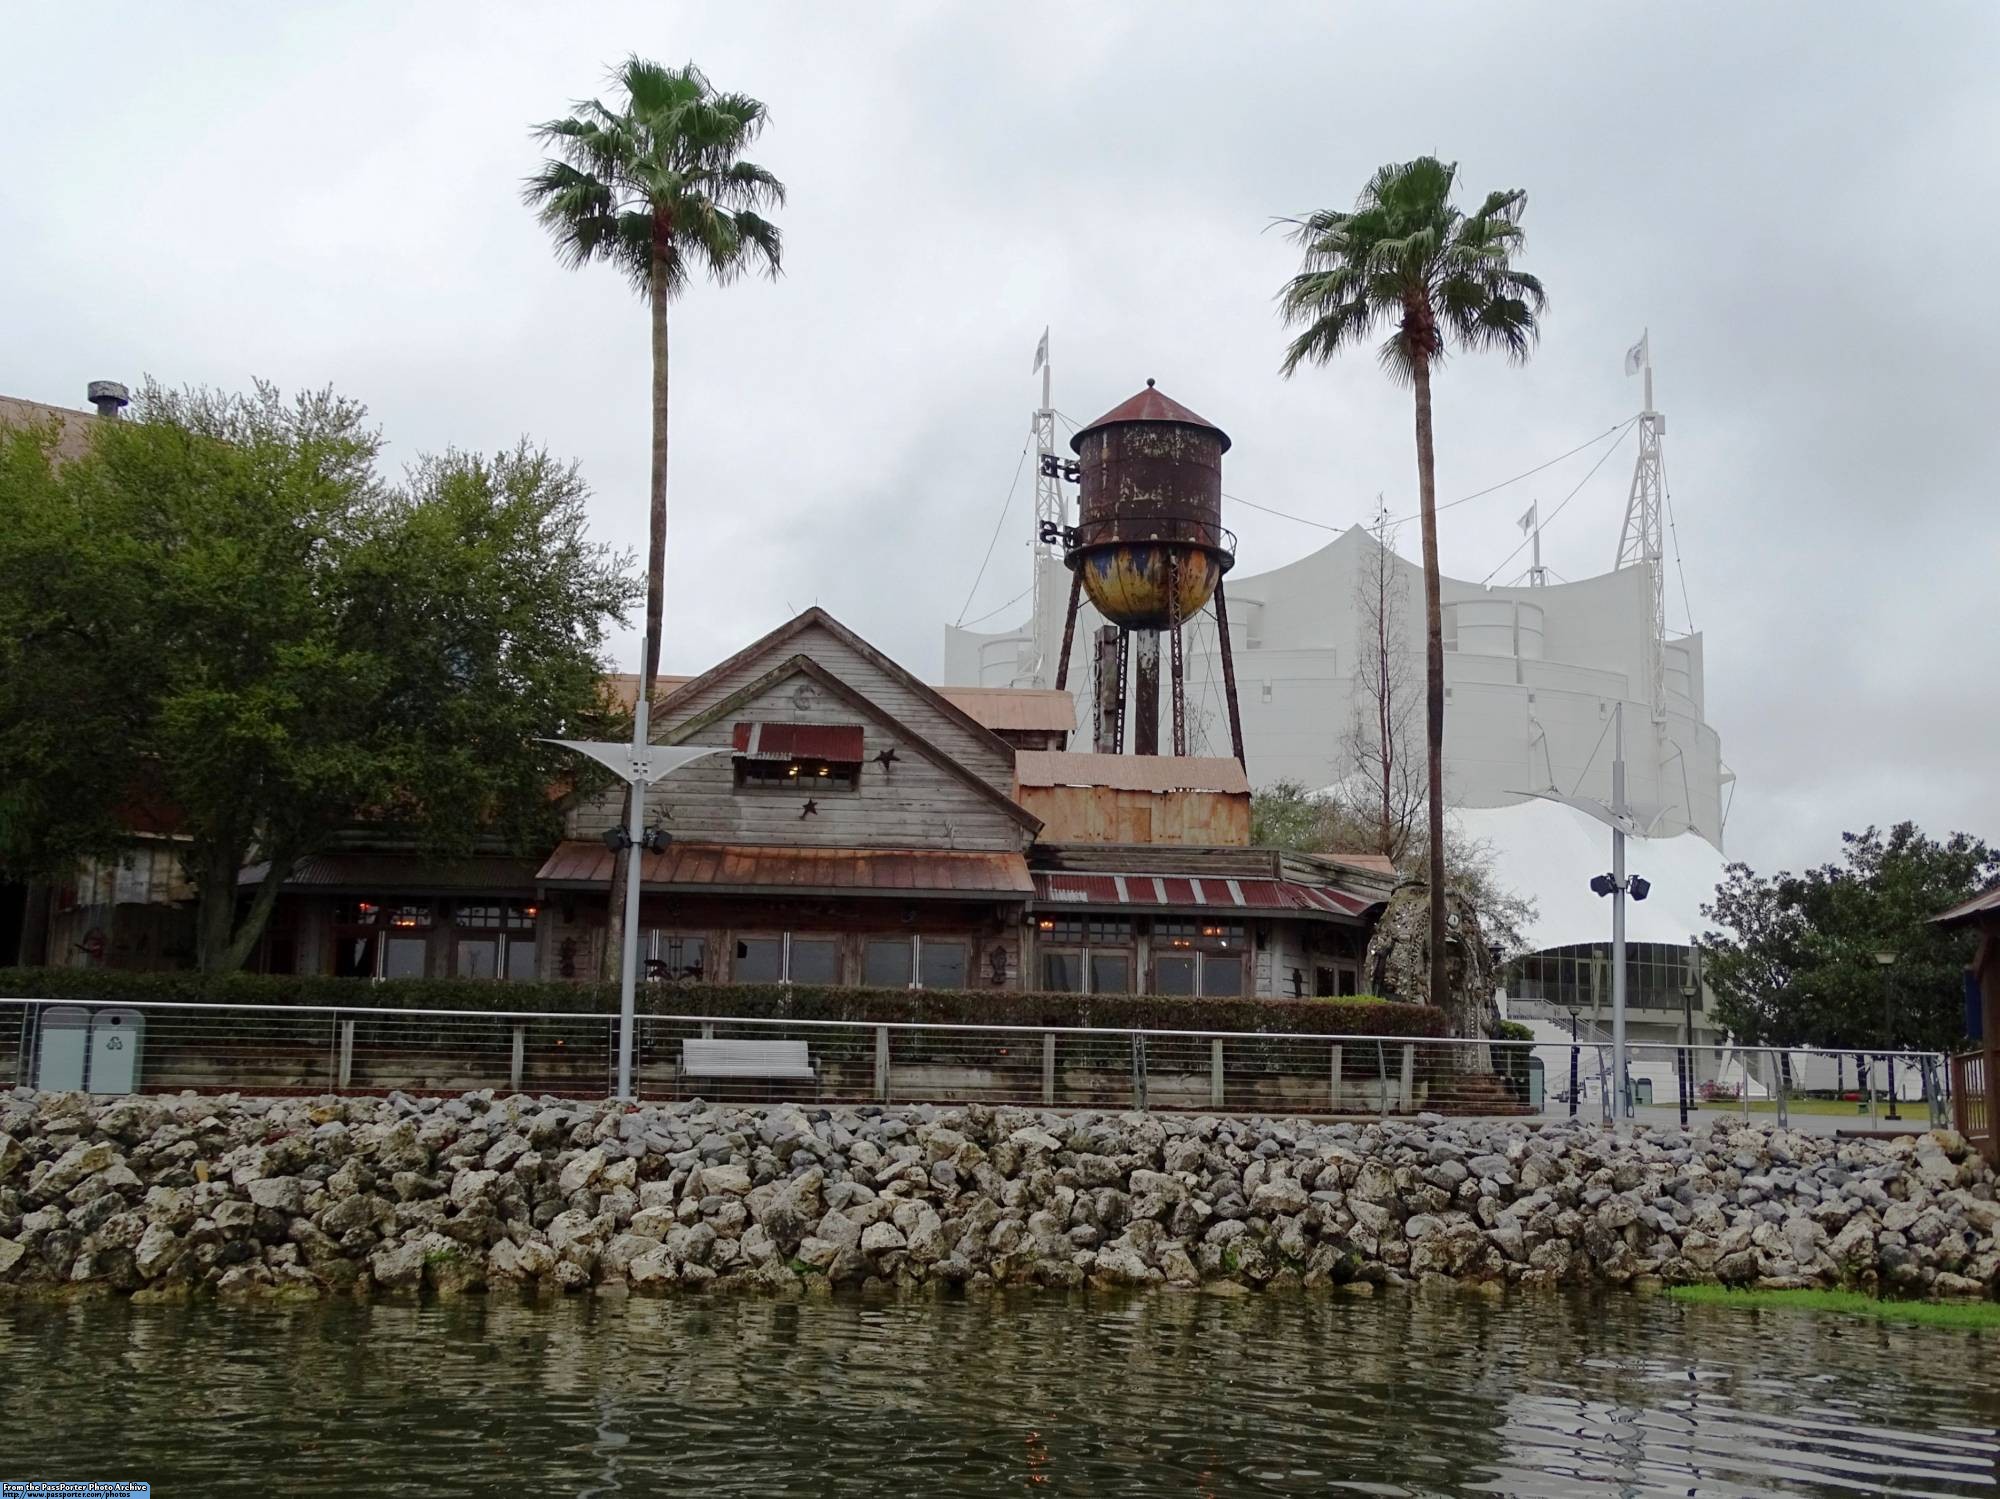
[735,937,784,982]
[1154,954,1198,995]
[1089,953,1131,995]
[1154,921,1246,997]
[735,758,860,791]
[1041,952,1083,992]
[864,939,913,988]
[646,933,706,983]
[331,900,436,979]
[451,900,538,981]
[788,937,840,985]
[919,940,967,990]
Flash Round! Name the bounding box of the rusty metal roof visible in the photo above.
[1014,751,1249,795]
[1033,871,1372,919]
[238,853,541,894]
[1071,381,1231,453]
[1936,882,2000,928]
[538,840,1035,897]
[936,687,1075,735]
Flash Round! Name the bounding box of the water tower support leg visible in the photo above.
[1113,628,1130,753]
[1052,568,1084,692]
[1167,553,1187,756]
[1213,578,1246,764]
[1134,631,1161,756]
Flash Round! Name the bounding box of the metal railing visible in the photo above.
[0,997,1952,1129]
[1951,1051,1991,1158]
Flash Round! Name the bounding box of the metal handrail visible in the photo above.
[0,995,1953,1058]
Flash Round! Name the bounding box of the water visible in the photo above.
[1,1290,1994,1496]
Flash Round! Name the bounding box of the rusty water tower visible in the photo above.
[1047,380,1245,760]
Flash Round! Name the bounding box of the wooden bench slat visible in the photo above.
[680,1039,815,1081]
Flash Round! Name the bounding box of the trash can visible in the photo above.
[88,1007,144,1095]
[34,1005,91,1091]
[1527,1056,1545,1111]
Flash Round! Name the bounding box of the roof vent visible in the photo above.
[86,380,129,419]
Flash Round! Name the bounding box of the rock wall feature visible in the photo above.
[1,1087,1996,1303]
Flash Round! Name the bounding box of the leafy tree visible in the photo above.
[1701,823,1997,1054]
[0,382,637,972]
[1278,157,1545,1009]
[524,58,785,977]
[1250,782,1538,960]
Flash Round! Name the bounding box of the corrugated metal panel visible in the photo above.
[730,721,866,761]
[1013,751,1251,795]
[1937,883,2000,928]
[1030,871,1372,919]
[936,687,1076,735]
[537,840,1033,896]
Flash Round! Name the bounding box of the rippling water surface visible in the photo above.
[1,1290,1995,1496]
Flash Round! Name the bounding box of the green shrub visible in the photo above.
[0,966,1442,1038]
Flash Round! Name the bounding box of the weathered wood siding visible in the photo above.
[1014,785,1250,846]
[569,667,1029,852]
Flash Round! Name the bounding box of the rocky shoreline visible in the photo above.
[2,1087,1996,1304]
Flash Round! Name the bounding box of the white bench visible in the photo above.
[678,1038,816,1088]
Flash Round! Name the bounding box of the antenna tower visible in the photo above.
[1614,335,1668,722]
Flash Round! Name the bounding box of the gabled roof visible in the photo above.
[1936,881,2000,929]
[608,671,1072,736]
[647,607,1020,764]
[1015,751,1250,796]
[666,653,1043,833]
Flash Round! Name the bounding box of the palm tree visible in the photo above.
[1277,156,1544,1022]
[526,57,784,977]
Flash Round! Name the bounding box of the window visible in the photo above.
[451,901,538,981]
[788,937,840,984]
[1041,951,1083,992]
[1154,920,1246,997]
[735,757,860,791]
[646,932,706,983]
[331,900,436,979]
[735,937,784,982]
[919,940,967,990]
[1088,953,1130,995]
[864,939,914,988]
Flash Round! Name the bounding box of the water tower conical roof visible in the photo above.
[1070,379,1231,454]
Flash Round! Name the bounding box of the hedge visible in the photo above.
[0,967,1444,1039]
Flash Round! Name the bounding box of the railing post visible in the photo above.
[1130,1032,1147,1112]
[1927,1054,1944,1131]
[510,1024,525,1093]
[1041,1032,1055,1106]
[1867,1056,1878,1131]
[1210,1038,1225,1110]
[1399,1044,1415,1115]
[1774,1054,1789,1130]
[1376,1040,1388,1120]
[336,1017,355,1092]
[874,1025,890,1102]
[1329,1044,1342,1115]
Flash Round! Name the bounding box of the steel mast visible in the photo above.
[1614,334,1667,722]
[1025,327,1062,687]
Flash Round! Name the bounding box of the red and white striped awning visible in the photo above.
[1031,872,1375,919]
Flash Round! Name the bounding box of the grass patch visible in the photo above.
[1668,1285,2000,1329]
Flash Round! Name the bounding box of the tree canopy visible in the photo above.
[0,382,638,971]
[1249,781,1538,959]
[1701,823,1998,1053]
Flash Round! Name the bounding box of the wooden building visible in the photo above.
[22,606,1394,997]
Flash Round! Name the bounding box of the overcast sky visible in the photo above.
[6,2,1997,941]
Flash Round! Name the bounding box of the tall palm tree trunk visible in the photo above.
[1411,358,1450,1019]
[605,248,673,983]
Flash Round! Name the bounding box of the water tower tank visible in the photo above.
[1066,381,1235,629]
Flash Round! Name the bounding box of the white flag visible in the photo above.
[1517,503,1537,534]
[1623,332,1648,376]
[1032,327,1049,373]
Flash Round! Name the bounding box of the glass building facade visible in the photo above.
[1505,941,1702,1013]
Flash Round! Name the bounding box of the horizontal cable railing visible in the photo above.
[0,996,1952,1128]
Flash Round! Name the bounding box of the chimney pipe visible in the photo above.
[86,380,129,419]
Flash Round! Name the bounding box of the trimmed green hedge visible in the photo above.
[0,967,1443,1038]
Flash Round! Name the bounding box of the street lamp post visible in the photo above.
[1567,1004,1581,1119]
[1875,950,1900,1121]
